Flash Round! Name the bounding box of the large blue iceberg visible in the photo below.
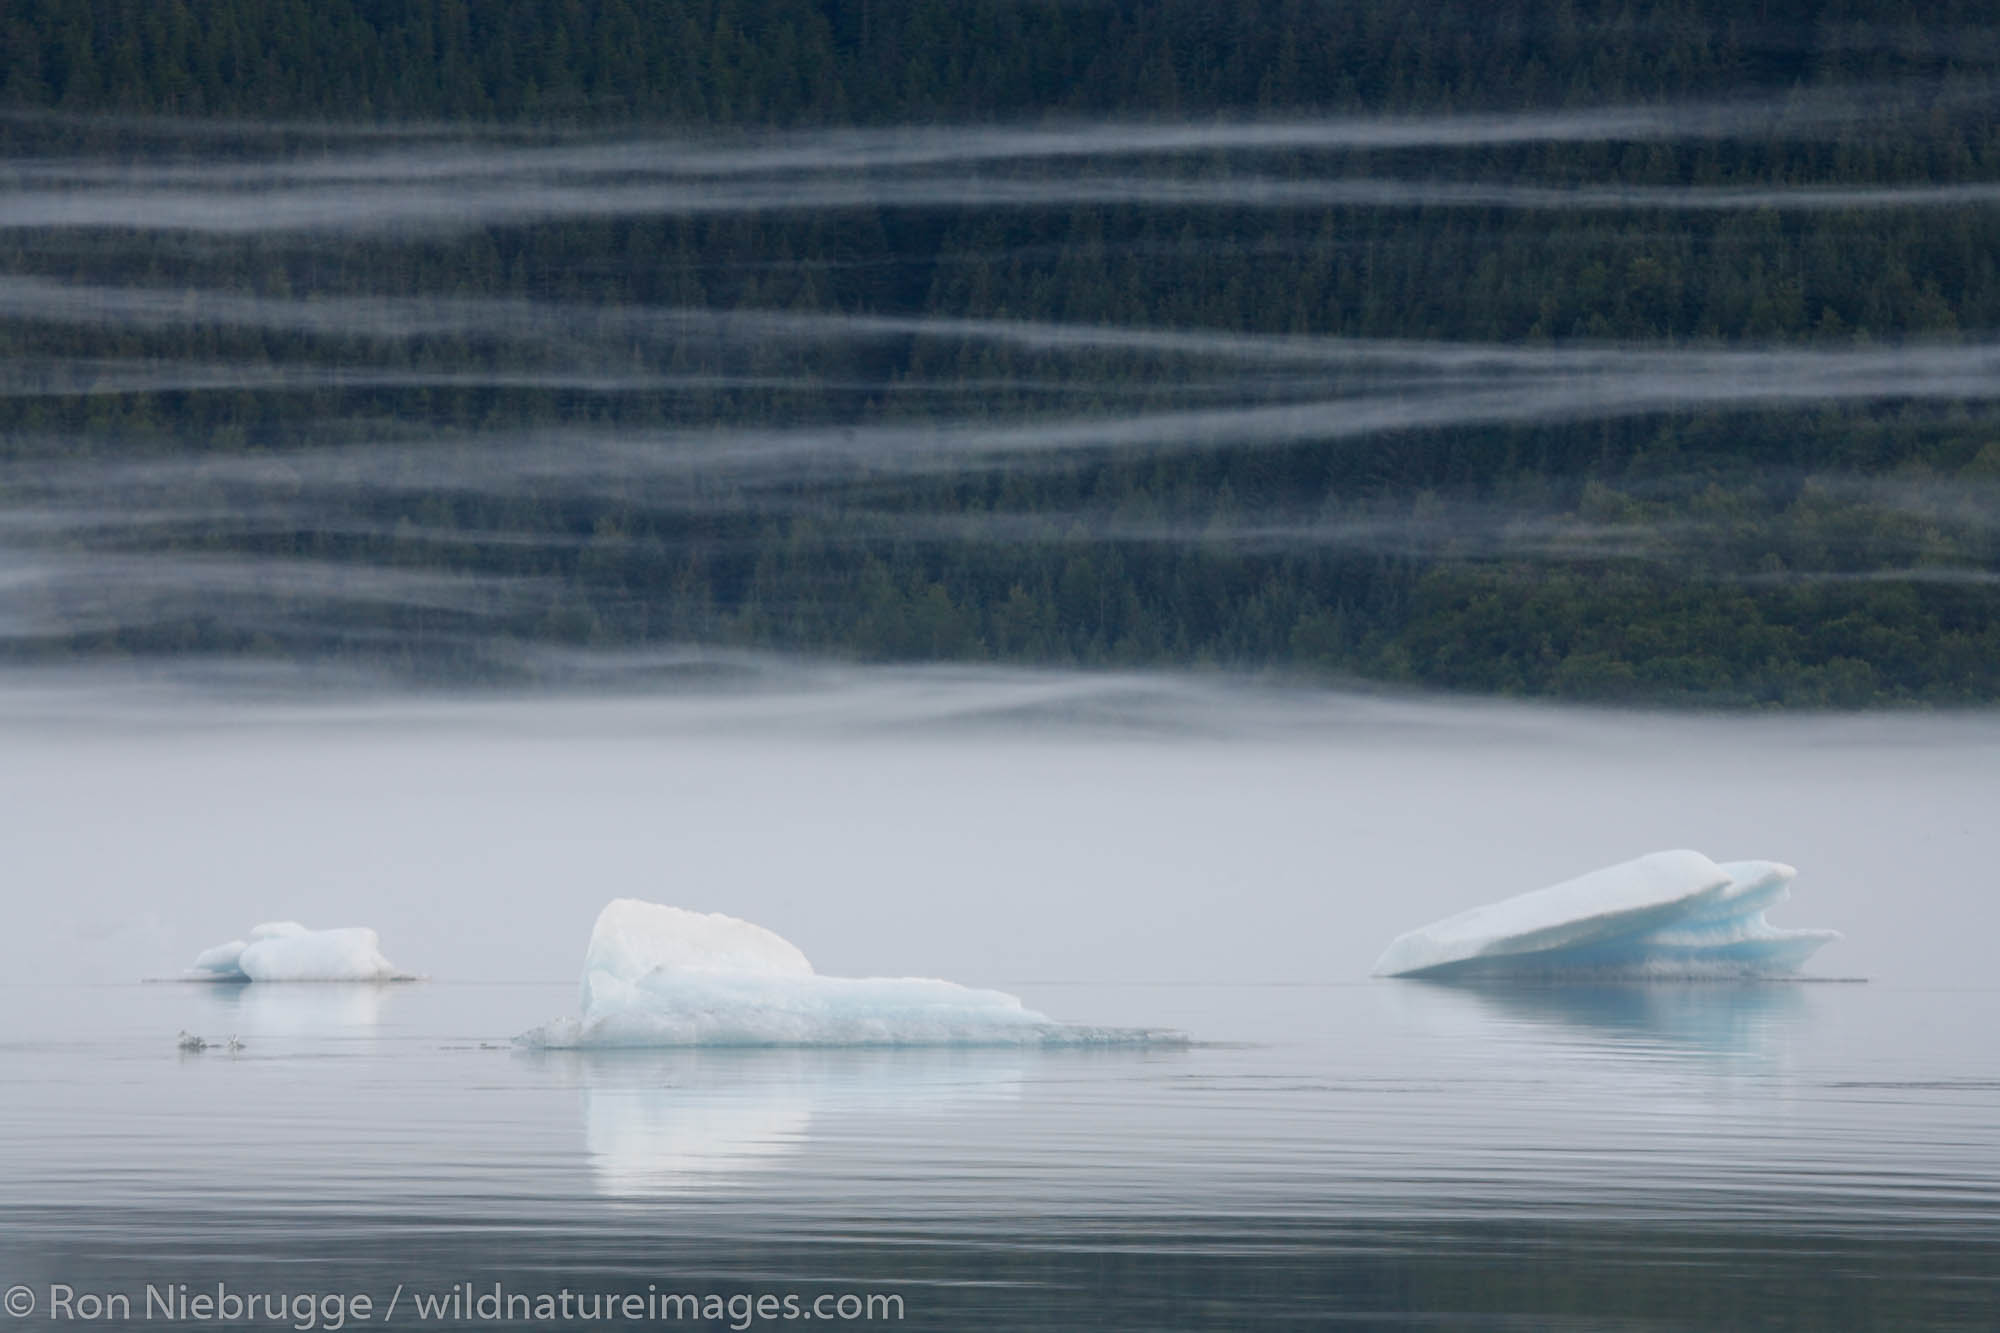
[517,899,1179,1048]
[1373,850,1839,979]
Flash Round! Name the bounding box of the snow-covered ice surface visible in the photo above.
[518,899,1183,1047]
[184,920,410,982]
[1373,850,1841,979]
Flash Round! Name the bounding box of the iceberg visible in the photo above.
[518,899,1179,1048]
[184,920,408,982]
[1373,850,1839,979]
[189,939,253,978]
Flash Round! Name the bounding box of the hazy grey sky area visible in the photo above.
[0,664,1989,989]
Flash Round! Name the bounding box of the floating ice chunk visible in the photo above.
[581,900,812,1006]
[533,969,1053,1048]
[239,926,402,982]
[184,921,407,982]
[189,939,250,977]
[519,898,1178,1048]
[1373,850,1839,979]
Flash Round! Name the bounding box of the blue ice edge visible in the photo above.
[1373,850,1842,981]
[511,972,1190,1049]
[513,1018,1191,1050]
[516,898,1192,1049]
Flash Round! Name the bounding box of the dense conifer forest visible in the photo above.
[3,0,1998,703]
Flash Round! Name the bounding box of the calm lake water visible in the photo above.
[5,977,1998,1331]
[3,671,1999,1328]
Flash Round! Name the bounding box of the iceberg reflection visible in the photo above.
[533,1048,1025,1196]
[196,978,395,1035]
[1386,975,1819,1061]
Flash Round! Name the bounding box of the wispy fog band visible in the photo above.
[10,172,2000,234]
[4,87,1997,233]
[10,277,2000,384]
[6,93,1998,680]
[7,88,1966,183]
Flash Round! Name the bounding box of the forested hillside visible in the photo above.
[8,0,1998,124]
[3,0,1998,703]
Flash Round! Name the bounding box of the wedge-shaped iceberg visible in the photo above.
[1373,850,1839,979]
[518,899,1178,1048]
[185,920,408,982]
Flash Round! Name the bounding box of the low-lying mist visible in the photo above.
[1,659,1990,994]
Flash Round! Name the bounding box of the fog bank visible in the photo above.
[2,662,1988,992]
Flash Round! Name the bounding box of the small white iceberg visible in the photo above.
[1373,850,1840,980]
[518,898,1178,1048]
[185,920,409,982]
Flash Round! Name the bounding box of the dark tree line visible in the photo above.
[3,0,1998,704]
